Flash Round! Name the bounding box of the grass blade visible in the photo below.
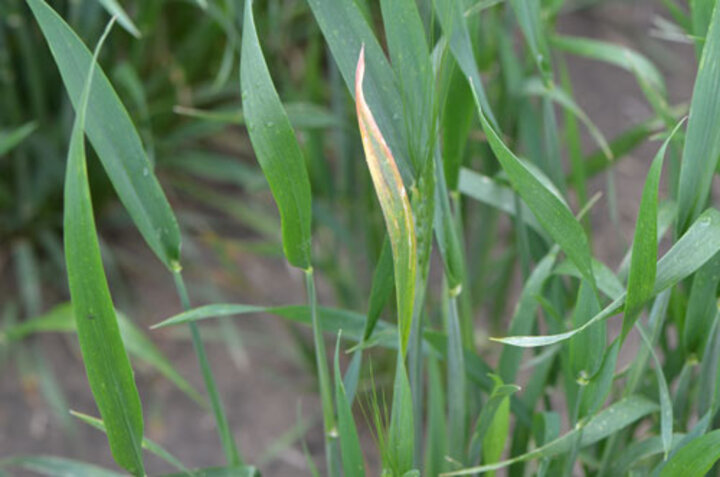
[510,0,551,79]
[356,47,417,355]
[551,35,665,92]
[240,0,313,270]
[622,120,685,341]
[70,411,190,475]
[442,395,658,476]
[1,302,202,404]
[389,355,415,474]
[333,334,365,475]
[380,0,434,170]
[495,208,720,347]
[636,326,673,460]
[683,251,720,354]
[306,0,413,181]
[569,280,604,380]
[62,18,144,475]
[458,169,545,235]
[446,296,466,462]
[676,0,720,232]
[27,0,182,271]
[0,456,124,476]
[364,238,394,341]
[0,121,36,157]
[469,81,596,290]
[659,429,720,476]
[434,0,497,128]
[96,0,141,38]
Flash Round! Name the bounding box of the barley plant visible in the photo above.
[2,0,720,475]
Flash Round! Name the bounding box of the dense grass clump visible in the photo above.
[3,0,720,475]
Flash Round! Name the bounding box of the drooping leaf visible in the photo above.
[495,208,720,347]
[551,35,665,92]
[458,168,544,235]
[27,0,181,271]
[622,120,684,341]
[240,0,313,269]
[469,81,596,290]
[442,396,659,475]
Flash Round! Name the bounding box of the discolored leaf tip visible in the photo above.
[355,44,366,100]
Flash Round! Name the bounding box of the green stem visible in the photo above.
[304,268,339,475]
[173,271,241,467]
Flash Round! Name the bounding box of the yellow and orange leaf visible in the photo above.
[355,46,416,356]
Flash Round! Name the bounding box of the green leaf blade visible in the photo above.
[240,0,313,270]
[62,22,144,475]
[676,0,720,232]
[27,0,181,271]
[469,83,596,290]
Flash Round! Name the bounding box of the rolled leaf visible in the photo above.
[355,47,417,355]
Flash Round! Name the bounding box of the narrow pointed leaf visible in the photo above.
[659,429,720,477]
[356,47,417,355]
[96,0,141,38]
[0,122,37,157]
[1,456,124,476]
[469,81,596,289]
[495,208,720,347]
[1,303,202,404]
[70,411,189,474]
[676,0,720,232]
[551,35,665,92]
[240,0,312,269]
[434,0,497,128]
[62,22,144,475]
[442,396,658,475]
[334,335,366,475]
[389,355,415,474]
[306,0,413,182]
[27,0,181,271]
[623,120,684,341]
[380,0,433,170]
[637,326,673,460]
